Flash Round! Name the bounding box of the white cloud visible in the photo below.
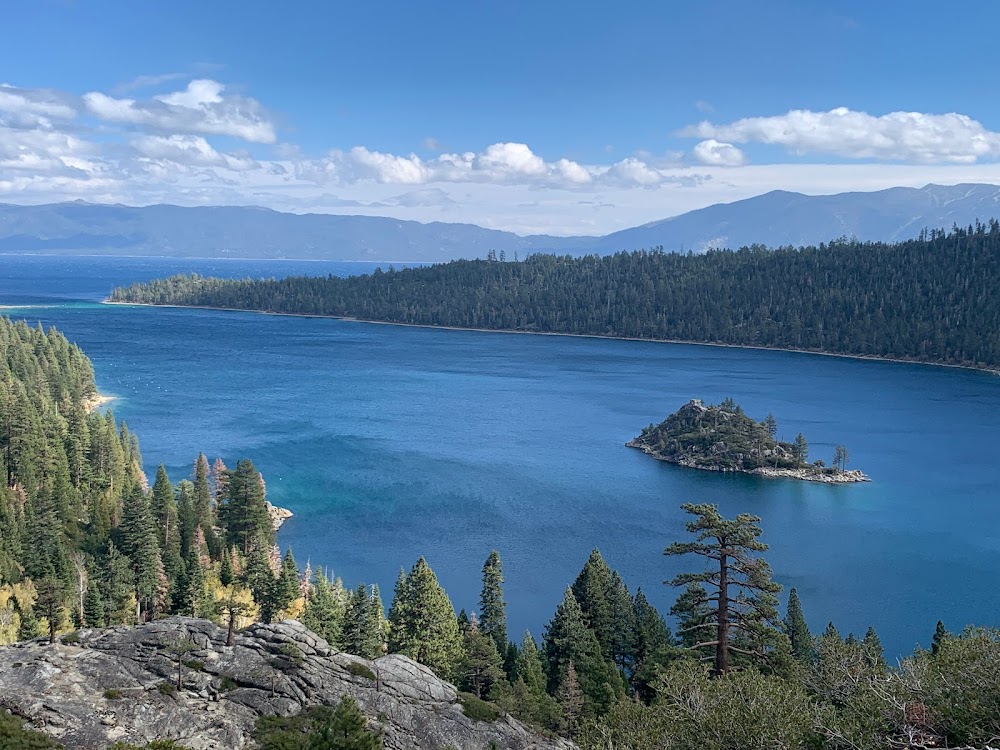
[131,134,258,171]
[83,79,276,143]
[683,107,1000,164]
[0,85,77,129]
[692,139,746,166]
[298,143,674,189]
[601,157,666,186]
[344,146,430,184]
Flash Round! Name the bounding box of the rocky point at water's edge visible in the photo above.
[0,617,574,750]
[266,500,293,530]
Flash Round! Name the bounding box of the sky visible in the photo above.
[5,0,1000,234]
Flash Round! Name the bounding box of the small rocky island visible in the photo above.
[627,399,869,483]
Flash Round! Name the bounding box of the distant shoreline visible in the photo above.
[103,300,1000,376]
[0,252,435,264]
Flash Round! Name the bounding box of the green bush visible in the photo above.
[457,692,501,723]
[182,660,204,672]
[0,709,62,748]
[345,661,376,680]
[156,681,177,696]
[579,663,819,750]
[103,688,123,700]
[218,675,237,692]
[60,631,80,645]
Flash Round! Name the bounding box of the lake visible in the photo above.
[3,253,999,658]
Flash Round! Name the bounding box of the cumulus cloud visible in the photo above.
[83,79,276,143]
[0,85,77,129]
[131,134,258,171]
[682,107,1000,164]
[692,139,746,166]
[296,142,680,189]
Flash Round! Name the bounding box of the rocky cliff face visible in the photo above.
[0,618,574,750]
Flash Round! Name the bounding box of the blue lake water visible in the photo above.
[3,254,999,659]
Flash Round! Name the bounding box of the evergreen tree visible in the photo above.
[181,543,209,617]
[665,503,781,675]
[764,412,778,438]
[193,453,214,532]
[218,458,272,554]
[17,604,40,640]
[302,568,346,649]
[793,433,809,463]
[543,587,621,716]
[219,548,234,586]
[34,577,64,643]
[369,584,388,657]
[932,620,949,656]
[571,549,615,659]
[99,541,135,625]
[307,695,381,750]
[556,660,584,737]
[607,571,637,670]
[632,587,674,699]
[514,631,548,695]
[243,544,276,622]
[83,578,105,627]
[861,626,885,670]
[120,487,164,620]
[387,557,463,676]
[343,584,384,659]
[150,465,181,574]
[633,587,671,667]
[479,550,507,656]
[832,444,849,472]
[455,616,504,698]
[272,549,300,618]
[784,587,814,664]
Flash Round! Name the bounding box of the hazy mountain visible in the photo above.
[3,183,1000,261]
[592,183,1000,253]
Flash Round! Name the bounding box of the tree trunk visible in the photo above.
[715,551,729,676]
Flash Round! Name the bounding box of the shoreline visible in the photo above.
[625,440,871,484]
[0,252,434,264]
[83,393,116,413]
[266,501,293,531]
[103,300,1000,377]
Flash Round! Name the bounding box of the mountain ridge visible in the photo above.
[4,182,1000,261]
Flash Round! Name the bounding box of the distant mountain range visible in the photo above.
[3,183,1000,261]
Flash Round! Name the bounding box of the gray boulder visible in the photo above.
[0,617,574,750]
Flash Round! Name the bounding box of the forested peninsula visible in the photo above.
[629,399,868,483]
[110,223,1000,370]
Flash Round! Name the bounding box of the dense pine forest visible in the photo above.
[111,224,1000,370]
[5,315,1000,750]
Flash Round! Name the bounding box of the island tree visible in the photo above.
[665,503,781,675]
[833,444,849,472]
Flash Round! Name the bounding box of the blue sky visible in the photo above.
[4,0,1000,233]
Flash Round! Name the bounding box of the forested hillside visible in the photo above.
[111,223,1000,370]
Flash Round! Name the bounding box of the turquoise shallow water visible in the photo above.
[3,254,1000,658]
